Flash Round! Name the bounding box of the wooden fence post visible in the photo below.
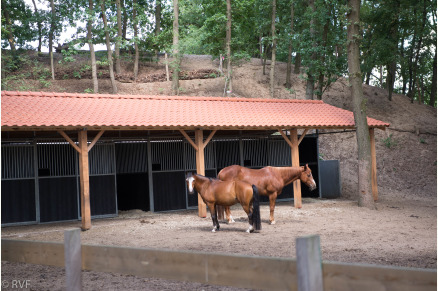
[64,229,82,291]
[296,235,323,291]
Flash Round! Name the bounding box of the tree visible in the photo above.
[31,0,42,52]
[1,1,17,54]
[155,0,162,61]
[87,0,98,93]
[347,0,375,209]
[100,0,118,94]
[225,0,232,96]
[115,0,122,74]
[133,0,139,80]
[49,0,55,80]
[305,0,317,99]
[172,0,180,95]
[285,0,294,89]
[269,0,277,98]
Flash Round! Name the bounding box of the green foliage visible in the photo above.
[382,134,398,148]
[84,88,93,93]
[0,0,435,108]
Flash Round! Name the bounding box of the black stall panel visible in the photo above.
[90,175,117,216]
[39,177,78,222]
[216,140,240,170]
[116,173,150,211]
[298,137,318,164]
[186,169,216,208]
[153,171,186,212]
[1,179,36,224]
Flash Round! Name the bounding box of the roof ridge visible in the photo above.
[1,91,324,104]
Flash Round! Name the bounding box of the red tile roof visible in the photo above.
[1,91,389,130]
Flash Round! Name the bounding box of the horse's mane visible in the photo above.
[194,173,220,182]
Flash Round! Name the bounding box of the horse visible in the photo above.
[185,173,261,233]
[218,164,317,225]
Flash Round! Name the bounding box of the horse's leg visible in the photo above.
[207,203,219,232]
[241,202,254,233]
[269,193,278,224]
[225,206,235,224]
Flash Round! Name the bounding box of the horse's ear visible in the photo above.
[305,164,309,170]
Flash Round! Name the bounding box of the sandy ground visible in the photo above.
[2,53,437,290]
[2,195,436,290]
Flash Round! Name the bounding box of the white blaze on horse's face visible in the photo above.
[187,176,195,193]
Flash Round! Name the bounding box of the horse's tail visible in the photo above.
[252,185,261,231]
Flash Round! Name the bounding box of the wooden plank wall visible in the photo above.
[2,239,436,291]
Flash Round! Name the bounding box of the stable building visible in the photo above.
[1,91,389,229]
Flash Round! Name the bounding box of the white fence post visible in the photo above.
[296,235,323,291]
[64,228,82,291]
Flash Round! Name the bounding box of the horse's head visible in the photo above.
[186,172,196,194]
[300,164,317,191]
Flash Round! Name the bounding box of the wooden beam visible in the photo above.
[58,130,81,154]
[297,129,310,145]
[369,128,378,201]
[87,130,105,152]
[179,129,198,151]
[195,130,207,218]
[203,130,217,148]
[290,129,302,208]
[277,128,294,148]
[78,130,91,230]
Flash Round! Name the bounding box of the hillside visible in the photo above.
[2,52,437,205]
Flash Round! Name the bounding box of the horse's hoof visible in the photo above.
[212,229,216,232]
[270,220,276,225]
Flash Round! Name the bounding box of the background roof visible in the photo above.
[1,91,390,131]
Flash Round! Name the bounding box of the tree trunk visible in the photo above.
[347,0,375,209]
[386,0,399,101]
[133,0,139,80]
[49,0,55,80]
[379,65,383,88]
[305,0,316,100]
[269,0,277,98]
[285,0,294,89]
[122,0,127,40]
[225,0,232,96]
[294,52,301,74]
[115,0,122,75]
[155,0,162,61]
[263,43,268,75]
[386,63,396,101]
[317,3,330,100]
[430,49,437,106]
[172,0,180,95]
[410,0,428,103]
[100,0,118,94]
[87,0,98,93]
[31,0,42,52]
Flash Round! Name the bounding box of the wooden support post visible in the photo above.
[296,235,323,291]
[78,130,91,230]
[195,130,207,218]
[290,129,302,208]
[64,229,82,291]
[369,128,378,201]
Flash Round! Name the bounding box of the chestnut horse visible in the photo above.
[186,173,261,233]
[218,164,317,225]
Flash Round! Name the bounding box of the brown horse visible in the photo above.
[218,164,317,225]
[186,173,261,233]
